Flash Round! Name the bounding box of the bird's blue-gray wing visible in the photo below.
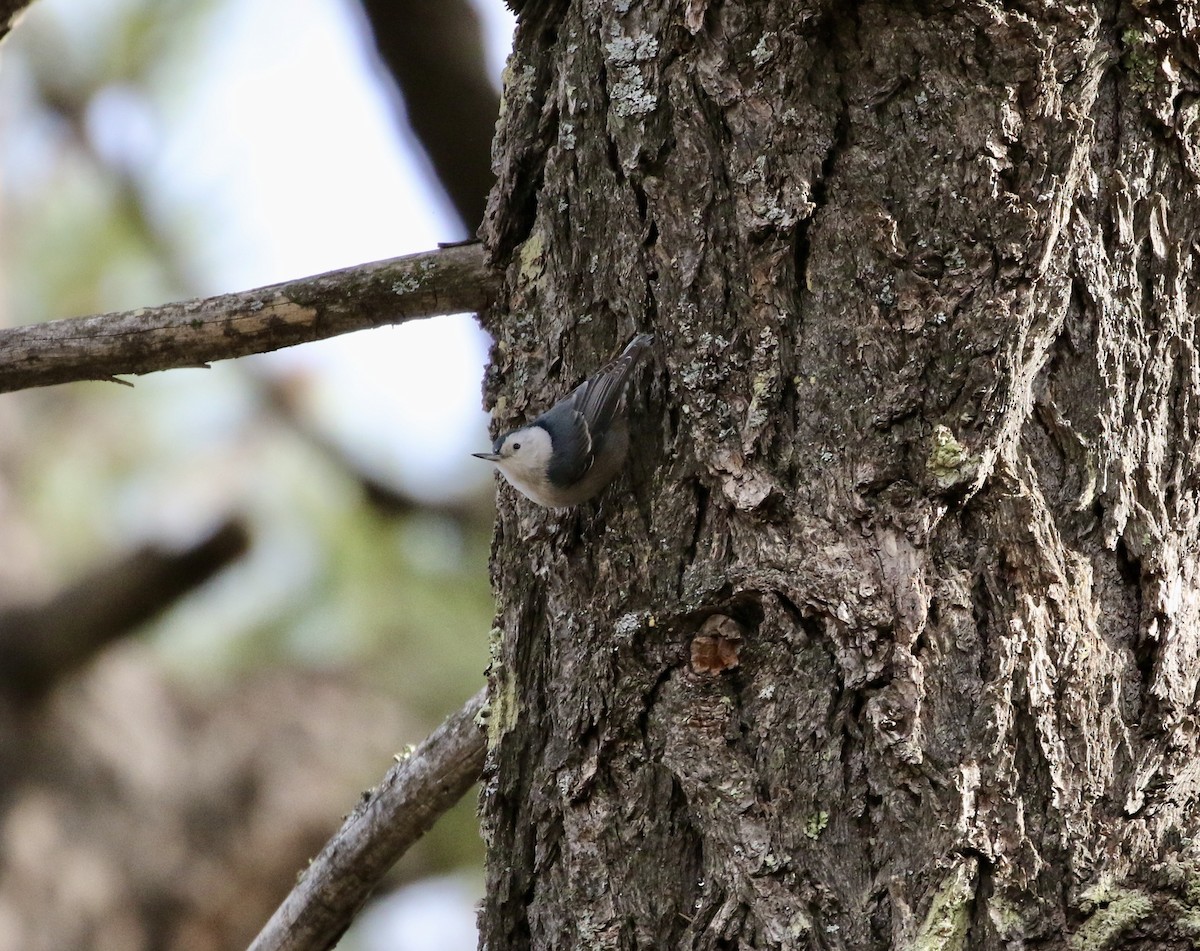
[566,333,653,440]
[537,404,593,487]
[538,334,652,489]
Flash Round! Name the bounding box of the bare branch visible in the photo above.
[0,1,35,45]
[360,0,498,231]
[248,687,488,951]
[0,243,499,394]
[0,519,249,704]
[253,374,493,523]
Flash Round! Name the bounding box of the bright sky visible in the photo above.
[167,0,514,501]
[24,0,515,502]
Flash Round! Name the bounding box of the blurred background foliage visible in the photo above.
[0,0,510,948]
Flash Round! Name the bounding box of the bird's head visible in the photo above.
[472,424,554,489]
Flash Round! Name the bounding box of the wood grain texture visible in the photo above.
[0,242,499,393]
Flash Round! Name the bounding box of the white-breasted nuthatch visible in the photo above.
[473,333,654,507]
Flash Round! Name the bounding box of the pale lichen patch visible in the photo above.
[1070,881,1153,951]
[604,29,659,118]
[912,858,977,951]
[928,424,979,490]
[485,627,520,748]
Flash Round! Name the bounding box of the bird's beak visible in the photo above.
[472,452,501,462]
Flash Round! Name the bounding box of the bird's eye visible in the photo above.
[512,443,521,451]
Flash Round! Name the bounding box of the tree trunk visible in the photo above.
[479,1,1200,948]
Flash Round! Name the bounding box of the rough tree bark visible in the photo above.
[479,1,1200,948]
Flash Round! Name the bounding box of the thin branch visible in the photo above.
[0,0,35,45]
[0,519,249,704]
[0,243,499,394]
[361,0,498,231]
[248,687,488,951]
[253,374,495,524]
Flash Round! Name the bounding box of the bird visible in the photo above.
[473,333,654,507]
